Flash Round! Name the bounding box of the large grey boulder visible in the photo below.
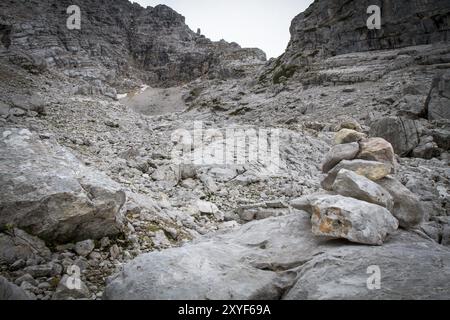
[276,0,449,65]
[294,195,398,245]
[377,176,425,228]
[105,213,450,300]
[321,159,391,191]
[369,117,420,156]
[0,128,126,243]
[322,142,359,173]
[332,169,394,210]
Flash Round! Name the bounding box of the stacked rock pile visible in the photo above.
[291,127,425,245]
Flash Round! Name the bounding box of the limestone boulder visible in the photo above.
[0,128,126,243]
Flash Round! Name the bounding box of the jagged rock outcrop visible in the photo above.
[0,0,266,93]
[281,0,449,65]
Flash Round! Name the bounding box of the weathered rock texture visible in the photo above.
[0,128,126,243]
[105,214,450,300]
[283,0,449,63]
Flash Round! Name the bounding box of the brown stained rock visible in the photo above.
[357,138,396,171]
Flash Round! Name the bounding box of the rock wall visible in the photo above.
[287,0,450,59]
[0,0,266,91]
[261,0,450,84]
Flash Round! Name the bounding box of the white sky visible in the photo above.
[131,0,314,58]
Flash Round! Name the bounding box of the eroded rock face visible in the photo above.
[0,128,126,243]
[105,214,450,300]
[0,0,266,92]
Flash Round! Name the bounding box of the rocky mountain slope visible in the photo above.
[0,0,266,93]
[0,0,449,300]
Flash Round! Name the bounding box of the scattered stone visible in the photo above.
[52,275,90,300]
[14,274,37,287]
[23,262,63,278]
[100,237,111,249]
[109,245,121,260]
[337,120,363,132]
[430,129,450,150]
[0,228,51,265]
[196,200,219,215]
[152,231,171,248]
[412,138,440,159]
[74,240,96,257]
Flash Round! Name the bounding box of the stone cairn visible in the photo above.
[290,124,425,246]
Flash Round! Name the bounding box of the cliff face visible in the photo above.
[260,0,450,84]
[0,0,266,90]
[288,0,450,58]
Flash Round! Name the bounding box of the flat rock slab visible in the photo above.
[105,213,449,300]
[0,128,126,243]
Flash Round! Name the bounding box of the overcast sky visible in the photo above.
[131,0,314,58]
